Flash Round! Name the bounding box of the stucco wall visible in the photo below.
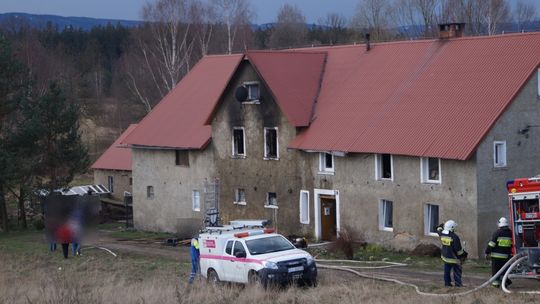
[210,60,314,236]
[93,169,132,201]
[306,152,478,255]
[475,69,540,256]
[132,147,215,237]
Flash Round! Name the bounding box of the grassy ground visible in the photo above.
[0,230,536,304]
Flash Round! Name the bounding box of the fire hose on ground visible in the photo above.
[316,253,540,296]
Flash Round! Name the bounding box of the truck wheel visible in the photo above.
[207,269,220,285]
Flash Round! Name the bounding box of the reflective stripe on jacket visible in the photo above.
[437,227,464,264]
[485,227,512,259]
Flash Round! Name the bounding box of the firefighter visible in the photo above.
[188,236,200,284]
[485,217,513,288]
[437,220,468,287]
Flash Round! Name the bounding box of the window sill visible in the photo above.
[493,165,508,170]
[231,155,246,159]
[193,209,201,212]
[380,227,393,232]
[264,205,279,209]
[264,157,279,161]
[426,232,438,237]
[233,201,247,206]
[318,171,335,176]
[242,100,260,104]
[421,180,441,185]
[300,221,310,225]
[376,178,393,182]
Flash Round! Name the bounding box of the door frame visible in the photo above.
[314,188,340,241]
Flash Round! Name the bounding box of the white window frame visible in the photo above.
[420,157,442,184]
[375,154,393,181]
[243,81,260,103]
[231,127,246,157]
[233,188,247,206]
[264,192,278,209]
[493,141,507,167]
[192,190,201,212]
[378,199,393,232]
[318,152,335,175]
[264,127,279,160]
[299,190,310,224]
[424,203,439,236]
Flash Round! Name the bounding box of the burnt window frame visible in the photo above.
[232,127,246,157]
[265,192,278,209]
[375,154,393,181]
[264,127,279,160]
[175,150,189,167]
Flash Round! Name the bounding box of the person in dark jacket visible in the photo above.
[485,217,513,287]
[437,220,468,287]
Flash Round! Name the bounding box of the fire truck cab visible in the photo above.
[198,220,317,287]
[506,177,540,274]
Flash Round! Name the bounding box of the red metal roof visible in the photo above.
[91,124,137,171]
[289,33,540,160]
[122,33,540,161]
[247,51,326,126]
[122,54,244,149]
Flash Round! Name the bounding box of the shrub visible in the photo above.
[329,226,365,259]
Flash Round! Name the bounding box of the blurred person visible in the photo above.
[55,221,73,259]
[188,236,200,284]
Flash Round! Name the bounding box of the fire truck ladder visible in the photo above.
[203,178,221,227]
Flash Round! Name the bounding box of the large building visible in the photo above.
[122,26,540,257]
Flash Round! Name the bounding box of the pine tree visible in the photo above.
[0,33,28,232]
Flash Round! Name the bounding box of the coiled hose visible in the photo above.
[501,255,540,294]
[316,253,538,297]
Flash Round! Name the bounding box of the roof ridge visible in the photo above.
[247,50,328,55]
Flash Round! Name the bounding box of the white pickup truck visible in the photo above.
[198,222,317,287]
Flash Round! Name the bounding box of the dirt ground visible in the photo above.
[1,228,538,304]
[87,229,539,293]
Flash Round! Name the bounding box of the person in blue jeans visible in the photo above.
[188,237,200,284]
[437,220,468,287]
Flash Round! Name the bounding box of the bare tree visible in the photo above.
[212,0,253,54]
[481,0,511,35]
[352,0,394,41]
[515,0,537,32]
[125,0,197,112]
[317,13,349,44]
[411,0,441,36]
[267,4,307,49]
[191,0,215,56]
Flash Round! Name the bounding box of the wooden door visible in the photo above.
[320,196,337,241]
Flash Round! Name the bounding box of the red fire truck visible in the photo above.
[506,177,540,278]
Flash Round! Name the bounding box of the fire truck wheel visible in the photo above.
[207,269,220,285]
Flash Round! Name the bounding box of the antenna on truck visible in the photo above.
[203,177,221,227]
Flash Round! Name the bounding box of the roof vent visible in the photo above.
[439,23,465,39]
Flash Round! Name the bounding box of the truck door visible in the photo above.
[221,240,235,281]
[231,241,248,282]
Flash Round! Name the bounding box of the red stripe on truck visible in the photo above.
[200,254,263,265]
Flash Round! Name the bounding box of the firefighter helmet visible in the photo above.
[444,220,457,232]
[498,217,508,227]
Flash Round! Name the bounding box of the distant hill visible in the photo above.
[0,12,141,31]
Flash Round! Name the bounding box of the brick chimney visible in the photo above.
[438,23,465,39]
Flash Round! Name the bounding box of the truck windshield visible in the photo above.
[245,236,295,255]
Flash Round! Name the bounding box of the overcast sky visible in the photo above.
[0,0,537,24]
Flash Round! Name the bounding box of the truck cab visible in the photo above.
[199,221,317,286]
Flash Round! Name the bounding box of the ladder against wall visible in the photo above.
[203,178,221,227]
